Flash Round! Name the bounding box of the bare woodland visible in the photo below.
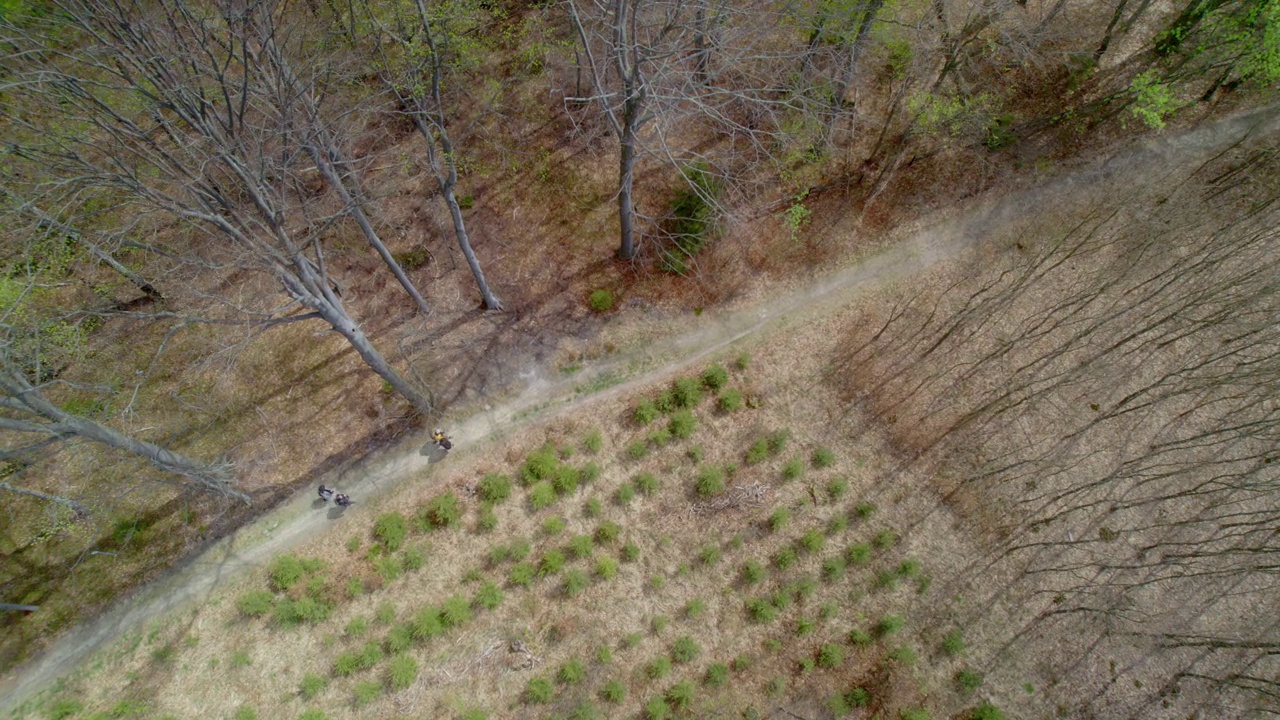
[0,0,1276,711]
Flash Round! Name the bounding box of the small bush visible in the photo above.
[596,645,613,664]
[798,529,824,553]
[846,542,872,565]
[698,544,721,566]
[238,590,274,617]
[827,478,849,500]
[796,617,816,636]
[744,439,769,464]
[475,505,498,533]
[766,676,786,697]
[568,534,594,558]
[827,693,851,718]
[747,598,776,623]
[812,447,836,468]
[651,614,670,632]
[583,497,602,517]
[299,673,325,699]
[440,594,471,627]
[782,457,805,481]
[888,645,917,667]
[897,558,922,577]
[654,390,676,413]
[773,547,798,570]
[411,606,442,640]
[552,465,581,495]
[459,709,487,720]
[569,701,601,720]
[635,473,660,496]
[646,696,670,720]
[847,628,873,647]
[819,602,837,620]
[854,501,877,518]
[702,364,729,389]
[818,643,845,668]
[735,352,750,370]
[374,513,408,552]
[742,559,765,584]
[626,439,649,459]
[873,529,898,549]
[558,658,586,685]
[846,687,871,707]
[633,399,659,426]
[601,679,627,703]
[589,289,614,312]
[521,446,560,485]
[403,544,427,571]
[539,549,566,576]
[942,629,965,656]
[666,679,695,710]
[672,377,702,408]
[695,465,725,497]
[955,669,984,693]
[524,676,554,704]
[583,430,603,453]
[542,517,567,535]
[705,661,728,686]
[477,474,512,504]
[822,556,846,582]
[508,562,535,588]
[270,554,306,591]
[474,581,503,610]
[528,481,556,510]
[424,493,461,529]
[623,631,644,648]
[669,410,696,439]
[46,698,84,720]
[647,656,672,679]
[333,651,360,677]
[375,602,396,625]
[374,555,404,584]
[718,388,744,412]
[563,569,589,597]
[876,614,905,636]
[876,569,900,591]
[685,598,706,617]
[388,654,418,691]
[768,508,790,532]
[671,635,700,663]
[299,710,330,720]
[595,520,622,544]
[900,709,931,720]
[595,555,619,579]
[826,514,849,535]
[614,483,636,506]
[971,702,1008,720]
[621,541,640,561]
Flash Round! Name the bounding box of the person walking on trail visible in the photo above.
[432,428,452,451]
[334,493,352,507]
[317,485,334,502]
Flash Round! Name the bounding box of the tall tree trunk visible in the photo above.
[442,184,502,310]
[833,0,887,108]
[618,116,639,261]
[1094,0,1132,62]
[0,371,246,501]
[305,143,432,315]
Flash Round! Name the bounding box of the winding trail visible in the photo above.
[4,102,1278,718]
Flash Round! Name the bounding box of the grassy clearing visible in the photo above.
[20,343,1014,720]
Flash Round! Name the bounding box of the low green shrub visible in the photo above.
[508,562,535,588]
[827,478,849,499]
[647,656,672,679]
[796,617,816,636]
[299,673,325,699]
[822,556,846,582]
[412,606,443,640]
[874,529,898,549]
[584,430,603,453]
[672,635,700,663]
[595,520,622,544]
[583,497,602,517]
[477,473,512,504]
[955,669,984,693]
[373,513,408,552]
[818,643,844,668]
[595,555,619,579]
[854,501,877,518]
[773,547,798,570]
[666,679,695,710]
[614,482,636,506]
[552,465,581,496]
[621,541,640,561]
[646,696,670,720]
[742,559,765,584]
[699,544,721,566]
[685,599,706,617]
[563,569,589,597]
[542,517,567,535]
[846,687,871,707]
[705,661,728,686]
[601,679,627,703]
[403,544,427,571]
[626,439,649,459]
[747,598,776,623]
[440,595,471,627]
[897,558,922,577]
[846,542,872,565]
[672,377,702,408]
[568,534,593,558]
[528,481,556,510]
[558,658,586,685]
[812,447,836,468]
[373,555,404,583]
[782,457,805,481]
[270,554,306,591]
[900,709,931,720]
[385,624,412,654]
[475,505,498,533]
[635,473,660,496]
[971,702,1008,720]
[299,709,330,720]
[524,676,554,704]
[826,514,849,535]
[47,699,84,720]
[521,445,560,485]
[888,645,917,667]
[744,439,769,464]
[424,493,461,529]
[847,628,872,646]
[769,508,790,532]
[375,602,396,625]
[695,465,725,497]
[388,654,418,691]
[473,581,503,610]
[539,549,566,576]
[718,388,744,412]
[238,590,274,617]
[735,352,750,370]
[669,410,696,439]
[942,629,965,656]
[648,426,672,447]
[702,365,729,389]
[589,289,614,312]
[876,614,905,636]
[798,529,824,553]
[731,654,751,672]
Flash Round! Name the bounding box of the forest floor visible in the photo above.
[3,101,1277,720]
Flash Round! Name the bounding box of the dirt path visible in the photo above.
[4,102,1278,718]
